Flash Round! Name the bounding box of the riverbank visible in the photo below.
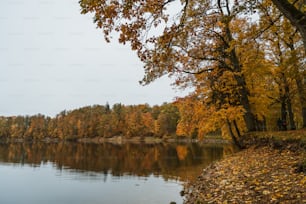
[183,130,306,203]
[78,136,231,144]
[0,135,231,145]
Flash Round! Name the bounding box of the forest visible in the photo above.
[0,92,304,141]
[79,0,305,144]
[1,0,305,142]
[0,103,180,140]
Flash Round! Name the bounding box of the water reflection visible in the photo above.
[0,142,234,181]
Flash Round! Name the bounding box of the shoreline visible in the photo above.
[183,130,306,203]
[0,135,232,145]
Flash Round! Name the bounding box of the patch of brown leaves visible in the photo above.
[184,147,306,203]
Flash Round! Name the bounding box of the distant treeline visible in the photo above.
[0,98,302,141]
[0,103,181,140]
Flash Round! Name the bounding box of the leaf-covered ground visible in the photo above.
[240,129,306,150]
[183,146,305,203]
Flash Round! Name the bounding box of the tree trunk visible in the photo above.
[224,22,256,132]
[227,119,242,149]
[303,108,306,128]
[233,73,256,131]
[283,75,296,130]
[296,77,306,128]
[271,0,306,51]
[262,116,267,131]
[287,99,296,130]
[281,96,287,131]
[233,120,242,138]
[287,41,306,128]
[241,93,256,132]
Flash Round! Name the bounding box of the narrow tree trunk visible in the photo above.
[287,99,296,130]
[226,119,242,149]
[254,117,265,131]
[262,116,267,131]
[283,76,296,130]
[303,108,306,128]
[236,75,256,132]
[281,96,287,131]
[233,120,242,138]
[296,77,306,128]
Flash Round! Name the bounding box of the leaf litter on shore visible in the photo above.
[183,146,305,204]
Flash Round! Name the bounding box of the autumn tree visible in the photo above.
[8,116,28,138]
[155,103,180,137]
[239,33,272,131]
[0,117,8,137]
[80,0,264,135]
[269,0,306,51]
[111,103,126,136]
[175,96,200,138]
[238,0,306,51]
[258,1,305,129]
[24,114,49,139]
[0,117,12,138]
[138,104,155,136]
[123,104,153,137]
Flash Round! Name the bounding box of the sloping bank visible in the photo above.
[183,130,306,204]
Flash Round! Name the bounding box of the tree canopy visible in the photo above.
[78,0,305,144]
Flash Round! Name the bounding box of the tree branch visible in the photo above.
[162,0,176,7]
[225,0,231,16]
[209,29,230,48]
[271,0,306,51]
[174,66,214,75]
[254,14,282,39]
[217,0,224,16]
[177,0,189,29]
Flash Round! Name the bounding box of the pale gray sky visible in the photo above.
[0,0,189,116]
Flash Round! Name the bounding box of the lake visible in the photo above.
[0,142,235,204]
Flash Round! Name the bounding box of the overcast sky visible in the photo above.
[0,0,189,117]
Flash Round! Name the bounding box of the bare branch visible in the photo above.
[217,0,224,15]
[162,0,176,7]
[174,66,214,75]
[225,0,231,16]
[208,29,230,48]
[254,3,282,39]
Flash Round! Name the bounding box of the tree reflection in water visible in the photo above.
[0,142,235,181]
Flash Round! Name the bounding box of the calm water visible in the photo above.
[0,142,235,204]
